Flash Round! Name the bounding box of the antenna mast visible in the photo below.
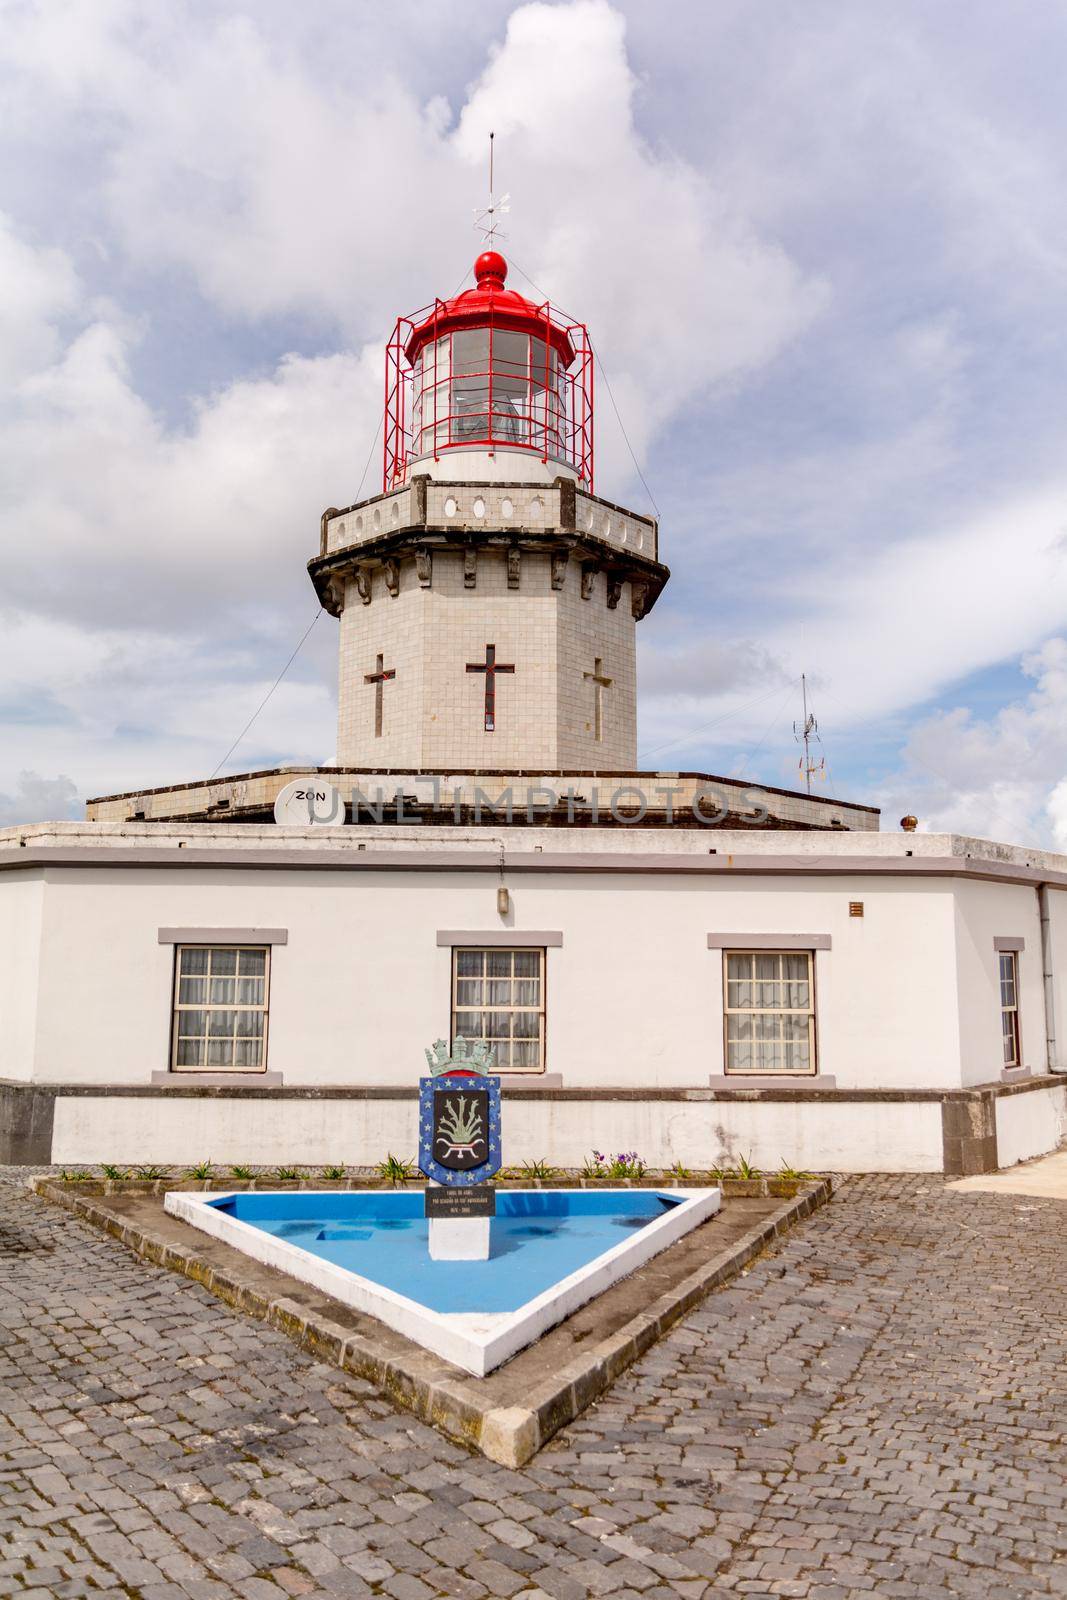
[474,131,510,245]
[794,674,825,795]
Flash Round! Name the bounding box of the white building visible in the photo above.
[2,251,1064,1172]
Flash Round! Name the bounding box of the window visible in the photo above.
[999,950,1021,1067]
[172,946,269,1072]
[724,951,816,1076]
[411,330,567,458]
[452,947,545,1072]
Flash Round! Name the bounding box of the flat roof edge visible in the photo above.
[2,845,1067,888]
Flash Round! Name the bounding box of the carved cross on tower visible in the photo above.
[583,657,613,743]
[364,652,396,738]
[466,644,515,732]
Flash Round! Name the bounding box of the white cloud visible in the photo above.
[0,770,80,827]
[770,484,1067,723]
[0,242,382,629]
[1047,778,1067,852]
[0,215,80,385]
[2,0,824,482]
[876,637,1067,848]
[0,610,337,802]
[2,0,1067,845]
[453,1,827,468]
[0,0,825,810]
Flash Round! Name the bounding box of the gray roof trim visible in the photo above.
[2,846,1067,889]
[2,844,1067,896]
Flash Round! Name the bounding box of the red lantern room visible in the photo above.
[384,251,594,492]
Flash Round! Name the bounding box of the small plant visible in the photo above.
[135,1163,169,1180]
[321,1164,347,1180]
[101,1164,128,1180]
[376,1154,417,1183]
[734,1153,761,1179]
[499,1158,559,1184]
[668,1160,693,1181]
[274,1164,306,1181]
[776,1160,815,1181]
[521,1158,563,1184]
[61,1168,92,1182]
[229,1164,253,1180]
[186,1160,215,1180]
[581,1150,647,1180]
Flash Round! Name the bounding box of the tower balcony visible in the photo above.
[312,476,661,586]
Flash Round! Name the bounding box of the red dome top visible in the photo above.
[474,249,508,288]
[403,252,576,367]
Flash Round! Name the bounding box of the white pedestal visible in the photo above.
[429,1216,491,1260]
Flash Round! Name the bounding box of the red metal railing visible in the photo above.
[384,301,594,492]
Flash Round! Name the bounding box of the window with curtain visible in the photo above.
[172,946,269,1072]
[999,951,1021,1067]
[451,947,545,1072]
[724,951,816,1075]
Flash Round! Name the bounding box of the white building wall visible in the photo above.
[25,865,968,1092]
[953,881,1045,1083]
[0,874,43,1081]
[1045,884,1067,1074]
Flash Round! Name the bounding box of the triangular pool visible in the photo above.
[166,1186,721,1376]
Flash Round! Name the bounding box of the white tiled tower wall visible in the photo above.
[336,550,638,769]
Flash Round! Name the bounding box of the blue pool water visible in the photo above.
[210,1189,682,1313]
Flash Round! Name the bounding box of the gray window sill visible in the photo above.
[708,1074,837,1090]
[1000,1066,1031,1083]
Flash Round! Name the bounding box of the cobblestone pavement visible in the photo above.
[1,1171,1064,1600]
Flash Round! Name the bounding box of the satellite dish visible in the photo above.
[273,778,345,827]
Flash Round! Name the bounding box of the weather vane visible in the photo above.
[474,130,510,245]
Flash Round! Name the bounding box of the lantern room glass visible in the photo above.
[411,328,566,461]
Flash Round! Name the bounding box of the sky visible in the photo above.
[1,0,1067,846]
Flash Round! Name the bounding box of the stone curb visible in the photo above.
[30,1174,831,1465]
[29,1172,810,1198]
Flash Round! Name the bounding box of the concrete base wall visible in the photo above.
[994,1080,1067,1168]
[3,1077,1055,1174]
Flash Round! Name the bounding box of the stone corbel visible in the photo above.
[323,575,346,617]
[507,546,521,589]
[630,580,649,619]
[384,558,401,598]
[415,547,433,588]
[464,548,477,589]
[606,575,624,610]
[580,563,598,601]
[354,566,372,606]
[550,551,569,591]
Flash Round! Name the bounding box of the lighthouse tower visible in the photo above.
[86,247,876,826]
[308,251,669,772]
